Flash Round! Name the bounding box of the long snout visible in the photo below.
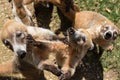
[104,30,119,40]
[104,31,112,40]
[17,50,27,59]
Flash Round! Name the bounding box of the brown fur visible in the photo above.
[75,11,119,48]
[55,6,120,50]
[27,0,120,57]
[9,0,34,26]
[0,20,62,79]
[0,20,93,80]
[9,0,79,27]
[34,0,120,59]
[27,28,94,80]
[23,0,80,12]
[23,0,75,12]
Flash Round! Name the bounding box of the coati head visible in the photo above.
[67,27,94,50]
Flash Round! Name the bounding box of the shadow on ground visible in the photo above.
[70,45,103,80]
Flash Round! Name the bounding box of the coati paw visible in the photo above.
[59,71,71,80]
[54,68,63,76]
[26,34,39,46]
[26,34,35,44]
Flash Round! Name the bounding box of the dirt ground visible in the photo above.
[0,0,119,80]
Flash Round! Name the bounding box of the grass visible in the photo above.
[0,0,120,80]
[77,0,120,25]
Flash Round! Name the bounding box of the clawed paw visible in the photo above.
[26,34,39,46]
[55,68,63,76]
[26,34,35,44]
[59,71,71,80]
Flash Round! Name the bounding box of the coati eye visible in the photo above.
[104,26,109,31]
[82,36,86,42]
[16,31,22,37]
[16,31,25,39]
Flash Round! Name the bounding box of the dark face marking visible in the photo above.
[2,39,13,51]
[67,28,87,46]
[101,25,119,40]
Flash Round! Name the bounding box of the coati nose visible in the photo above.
[17,50,26,59]
[104,31,112,40]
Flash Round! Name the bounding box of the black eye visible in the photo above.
[2,39,13,51]
[104,26,109,31]
[82,36,86,42]
[16,31,25,39]
[16,31,22,37]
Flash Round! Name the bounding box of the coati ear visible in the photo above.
[89,43,94,50]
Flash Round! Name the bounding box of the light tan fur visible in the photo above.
[56,6,120,50]
[0,61,14,75]
[29,28,94,80]
[59,28,93,80]
[9,0,79,26]
[19,0,120,50]
[0,20,93,80]
[33,0,120,56]
[0,20,61,78]
[36,0,119,50]
[23,0,60,5]
[22,0,80,12]
[9,0,34,26]
[75,11,120,50]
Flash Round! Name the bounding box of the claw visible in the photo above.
[59,71,71,80]
[26,34,35,45]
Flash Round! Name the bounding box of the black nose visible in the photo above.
[104,31,112,40]
[17,50,26,59]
